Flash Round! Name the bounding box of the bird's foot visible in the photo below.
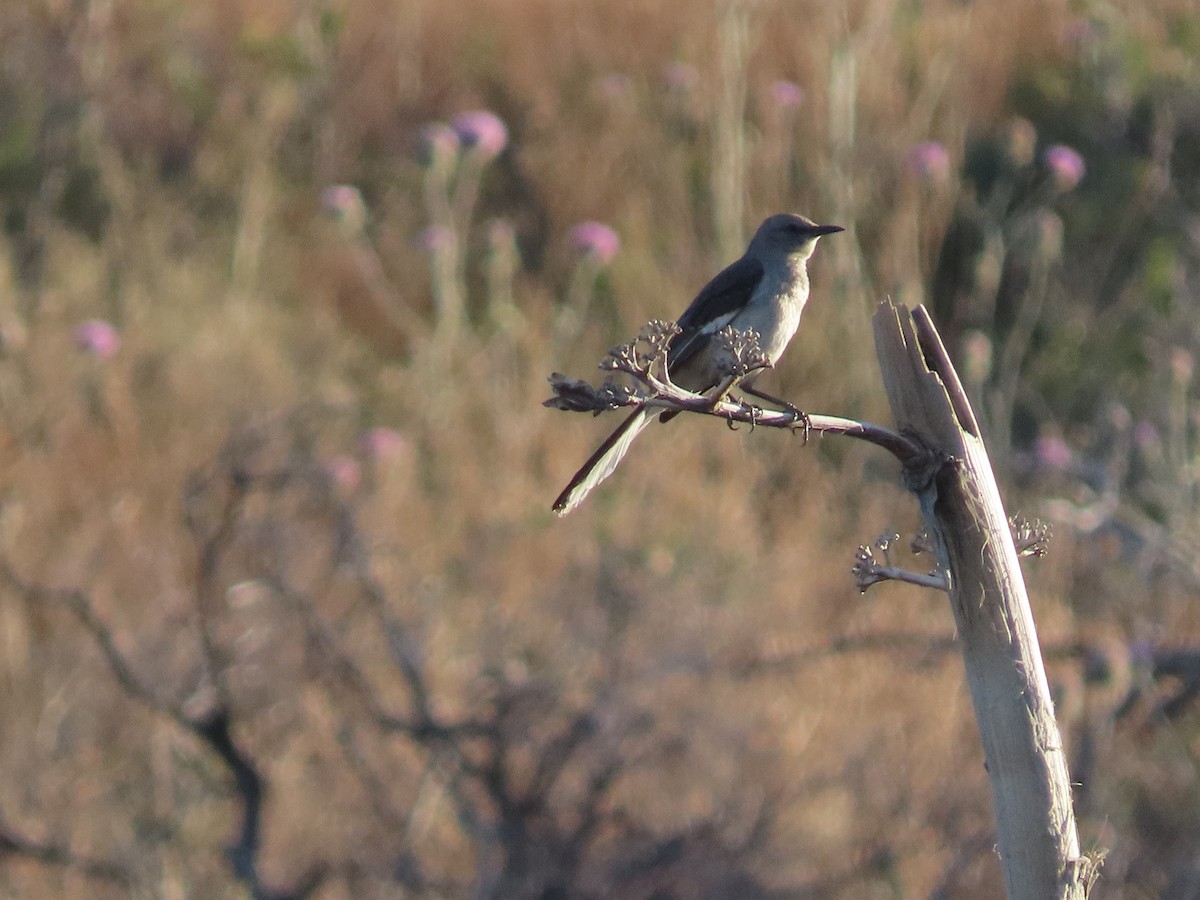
[748,404,765,432]
[788,407,811,444]
[725,396,764,431]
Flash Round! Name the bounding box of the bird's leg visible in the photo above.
[702,373,740,409]
[700,373,751,431]
[741,384,800,416]
[742,385,810,442]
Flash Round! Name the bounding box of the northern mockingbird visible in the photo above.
[553,213,843,516]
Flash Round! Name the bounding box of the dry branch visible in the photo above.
[545,321,927,466]
[872,299,1087,899]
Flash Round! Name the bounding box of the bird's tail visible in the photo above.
[552,406,655,516]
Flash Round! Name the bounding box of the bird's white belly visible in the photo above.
[733,293,803,365]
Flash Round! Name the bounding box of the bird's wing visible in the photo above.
[668,254,764,371]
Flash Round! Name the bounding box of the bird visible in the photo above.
[552,213,843,516]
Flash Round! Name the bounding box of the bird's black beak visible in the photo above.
[814,224,844,236]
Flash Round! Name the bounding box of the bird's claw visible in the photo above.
[748,405,764,432]
[792,408,811,444]
[726,397,764,431]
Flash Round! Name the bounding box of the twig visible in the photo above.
[0,529,321,898]
[851,532,949,593]
[1010,514,1052,558]
[0,817,132,885]
[545,321,929,467]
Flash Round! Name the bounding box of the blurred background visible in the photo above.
[1,0,1199,897]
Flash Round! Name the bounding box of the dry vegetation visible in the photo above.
[1,0,1200,897]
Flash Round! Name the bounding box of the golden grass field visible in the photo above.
[1,0,1199,897]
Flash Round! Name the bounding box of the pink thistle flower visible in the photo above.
[320,184,363,217]
[414,225,455,253]
[358,427,408,462]
[1133,421,1160,450]
[907,141,952,183]
[1108,404,1132,431]
[320,184,367,234]
[568,221,620,265]
[1035,431,1074,472]
[768,79,805,110]
[487,218,517,248]
[325,455,361,490]
[1044,144,1086,191]
[1062,18,1101,55]
[451,111,508,160]
[73,319,120,359]
[662,62,699,93]
[597,73,635,102]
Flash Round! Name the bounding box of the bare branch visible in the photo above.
[852,532,949,594]
[725,631,960,679]
[0,441,332,900]
[543,372,636,413]
[1011,514,1052,558]
[0,555,185,721]
[545,321,929,466]
[0,815,132,885]
[910,529,935,555]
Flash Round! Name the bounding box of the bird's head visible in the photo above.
[749,213,843,261]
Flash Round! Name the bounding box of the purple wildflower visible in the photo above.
[597,73,635,101]
[568,221,620,265]
[1043,144,1086,191]
[325,455,361,490]
[452,111,508,159]
[417,122,461,167]
[1062,19,1101,55]
[1129,640,1156,667]
[1133,420,1160,450]
[414,225,455,253]
[907,141,952,183]
[358,427,408,462]
[1108,404,1131,431]
[320,184,367,233]
[768,80,805,110]
[662,62,699,93]
[1035,431,1073,472]
[74,319,120,359]
[487,218,516,248]
[320,184,362,216]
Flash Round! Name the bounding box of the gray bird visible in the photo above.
[553,213,842,516]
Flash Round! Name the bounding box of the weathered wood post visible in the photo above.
[872,299,1092,899]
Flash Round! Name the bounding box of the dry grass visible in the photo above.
[0,0,1196,897]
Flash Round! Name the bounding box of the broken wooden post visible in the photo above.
[872,298,1093,899]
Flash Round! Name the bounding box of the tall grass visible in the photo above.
[0,0,1197,896]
